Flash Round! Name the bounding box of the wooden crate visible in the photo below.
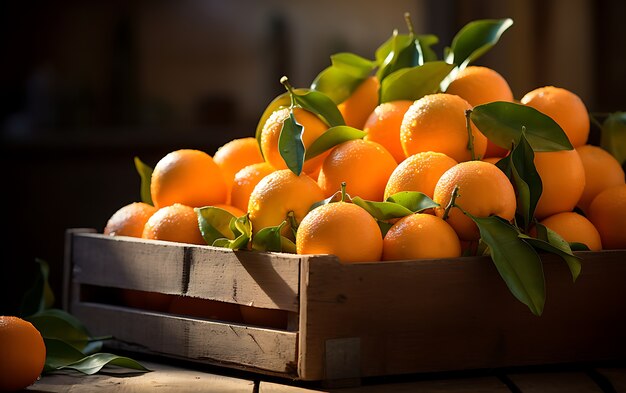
[64,229,626,381]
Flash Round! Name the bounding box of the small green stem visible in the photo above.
[465,109,477,160]
[340,182,348,202]
[280,76,296,109]
[286,211,298,233]
[404,12,415,36]
[442,185,461,221]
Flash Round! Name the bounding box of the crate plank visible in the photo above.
[595,367,626,392]
[507,372,603,392]
[298,251,626,380]
[72,302,298,375]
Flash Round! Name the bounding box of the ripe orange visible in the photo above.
[338,76,380,130]
[0,316,46,391]
[575,144,625,214]
[104,202,157,238]
[588,184,626,250]
[400,93,488,162]
[363,100,413,163]
[248,169,324,236]
[384,151,458,200]
[296,201,383,263]
[533,149,585,219]
[260,107,328,176]
[168,296,243,322]
[382,213,461,261]
[151,149,227,209]
[317,139,397,201]
[142,203,205,245]
[230,162,275,213]
[213,137,264,190]
[433,160,517,241]
[521,86,590,148]
[482,156,504,165]
[538,212,602,251]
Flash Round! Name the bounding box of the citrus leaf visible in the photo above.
[20,259,55,317]
[134,157,154,206]
[196,207,235,243]
[62,353,150,375]
[446,18,513,67]
[255,92,291,153]
[385,191,439,212]
[469,214,545,316]
[377,219,394,238]
[291,89,345,127]
[417,34,439,62]
[331,52,376,77]
[376,31,420,82]
[281,236,297,254]
[522,224,582,282]
[569,242,591,252]
[471,101,573,152]
[380,61,455,103]
[600,112,626,165]
[352,196,414,221]
[252,221,287,253]
[304,126,366,161]
[28,309,91,352]
[43,338,86,372]
[309,191,343,211]
[311,66,366,105]
[278,112,305,176]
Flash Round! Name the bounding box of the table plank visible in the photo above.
[595,368,626,392]
[507,372,603,393]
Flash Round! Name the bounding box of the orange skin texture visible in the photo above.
[363,100,413,163]
[104,202,157,238]
[400,93,488,162]
[230,162,275,213]
[213,137,264,190]
[533,149,585,220]
[0,316,46,392]
[248,169,324,236]
[588,184,626,250]
[317,139,397,201]
[576,144,625,214]
[296,202,383,263]
[382,213,462,261]
[434,160,517,241]
[260,107,328,176]
[338,76,380,130]
[521,86,590,148]
[151,149,227,209]
[384,151,458,200]
[142,203,205,245]
[538,212,602,251]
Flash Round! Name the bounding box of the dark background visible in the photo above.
[2,0,625,314]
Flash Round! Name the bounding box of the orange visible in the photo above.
[588,184,626,250]
[482,156,504,165]
[521,86,590,148]
[317,139,397,201]
[120,289,172,312]
[533,149,585,219]
[576,144,625,214]
[338,76,380,130]
[384,151,457,200]
[0,316,46,391]
[538,212,602,251]
[363,100,413,163]
[230,162,275,213]
[142,203,205,245]
[168,296,243,322]
[151,149,227,209]
[213,137,264,190]
[248,169,324,236]
[260,107,328,176]
[382,213,461,261]
[104,202,157,238]
[434,160,516,241]
[212,204,245,218]
[239,306,288,330]
[296,201,383,263]
[400,93,488,162]
[445,66,514,158]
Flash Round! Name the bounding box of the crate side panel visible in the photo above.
[72,234,185,294]
[187,248,301,312]
[299,251,626,380]
[72,302,298,374]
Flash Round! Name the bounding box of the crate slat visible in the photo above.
[506,372,603,393]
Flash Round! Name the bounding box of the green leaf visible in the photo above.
[291,88,345,127]
[134,157,154,206]
[352,197,414,221]
[469,214,545,316]
[377,219,394,238]
[279,112,306,176]
[331,52,377,77]
[416,34,439,62]
[309,191,343,211]
[600,112,626,165]
[380,61,455,103]
[20,259,55,317]
[196,207,250,250]
[471,101,573,152]
[43,338,86,372]
[255,92,291,152]
[28,309,92,353]
[252,221,288,253]
[569,242,591,252]
[446,18,513,67]
[376,31,420,82]
[385,191,439,212]
[311,53,376,104]
[522,224,582,282]
[304,126,366,161]
[63,353,150,375]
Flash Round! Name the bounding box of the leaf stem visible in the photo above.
[280,76,296,109]
[340,182,348,202]
[465,109,477,160]
[442,185,461,221]
[404,12,415,36]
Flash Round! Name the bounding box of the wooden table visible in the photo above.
[26,359,626,392]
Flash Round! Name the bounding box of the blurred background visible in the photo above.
[2,0,625,314]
